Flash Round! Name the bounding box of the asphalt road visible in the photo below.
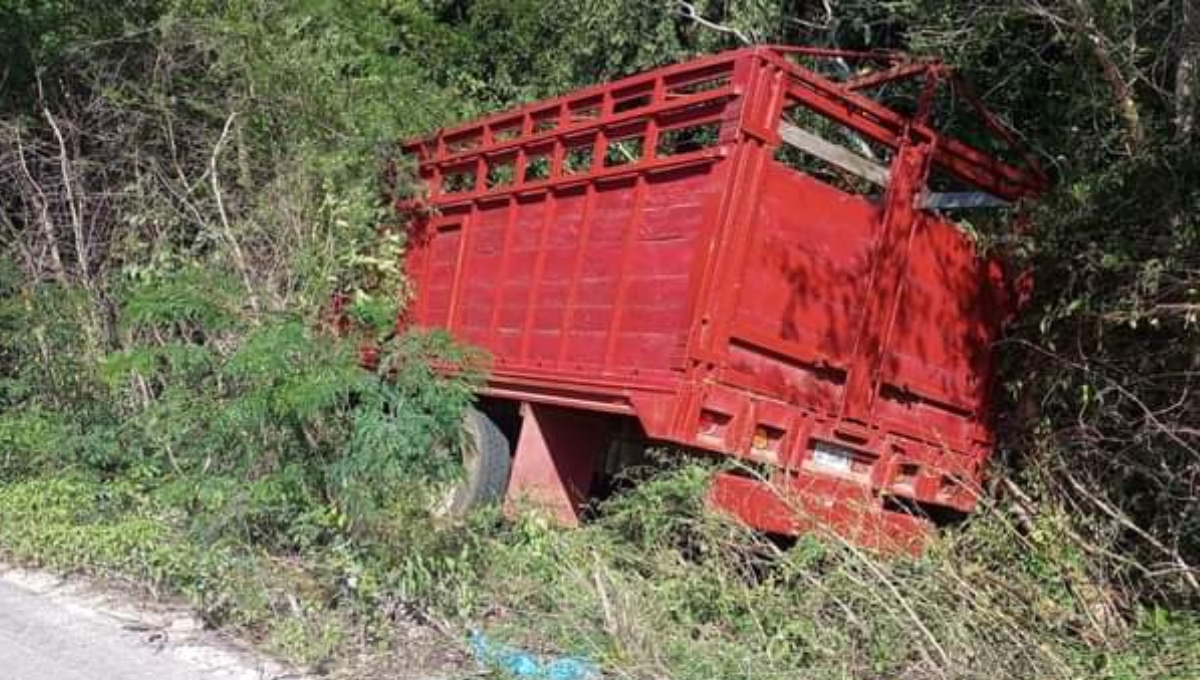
[0,570,295,680]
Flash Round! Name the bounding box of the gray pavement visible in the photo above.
[0,570,298,680]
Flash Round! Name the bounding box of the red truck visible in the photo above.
[398,46,1047,550]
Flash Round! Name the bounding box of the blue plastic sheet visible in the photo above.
[469,630,600,680]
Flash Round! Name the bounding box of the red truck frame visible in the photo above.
[399,46,1047,550]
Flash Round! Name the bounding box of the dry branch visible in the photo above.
[210,111,260,317]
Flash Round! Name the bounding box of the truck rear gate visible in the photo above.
[401,46,1046,549]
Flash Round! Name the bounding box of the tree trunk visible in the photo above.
[1175,0,1199,141]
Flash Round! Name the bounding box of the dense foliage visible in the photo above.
[1,1,1198,678]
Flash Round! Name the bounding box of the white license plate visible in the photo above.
[811,442,854,473]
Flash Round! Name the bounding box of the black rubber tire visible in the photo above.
[437,406,513,518]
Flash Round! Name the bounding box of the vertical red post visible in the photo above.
[505,403,610,525]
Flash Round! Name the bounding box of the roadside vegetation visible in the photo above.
[1,1,1198,678]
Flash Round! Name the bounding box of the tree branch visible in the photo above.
[12,125,68,284]
[1067,0,1145,148]
[675,1,751,45]
[42,104,91,290]
[210,111,261,317]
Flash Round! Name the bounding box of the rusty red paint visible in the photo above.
[399,46,1046,545]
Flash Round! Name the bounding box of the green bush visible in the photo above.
[465,466,1200,680]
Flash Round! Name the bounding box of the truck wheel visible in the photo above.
[432,406,512,519]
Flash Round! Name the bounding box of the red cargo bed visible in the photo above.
[400,46,1046,549]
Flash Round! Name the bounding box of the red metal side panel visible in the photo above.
[719,157,1003,458]
[417,220,464,327]
[402,49,752,408]
[725,162,880,413]
[873,213,1005,444]
[456,199,510,346]
[525,187,586,366]
[614,166,719,369]
[411,160,725,386]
